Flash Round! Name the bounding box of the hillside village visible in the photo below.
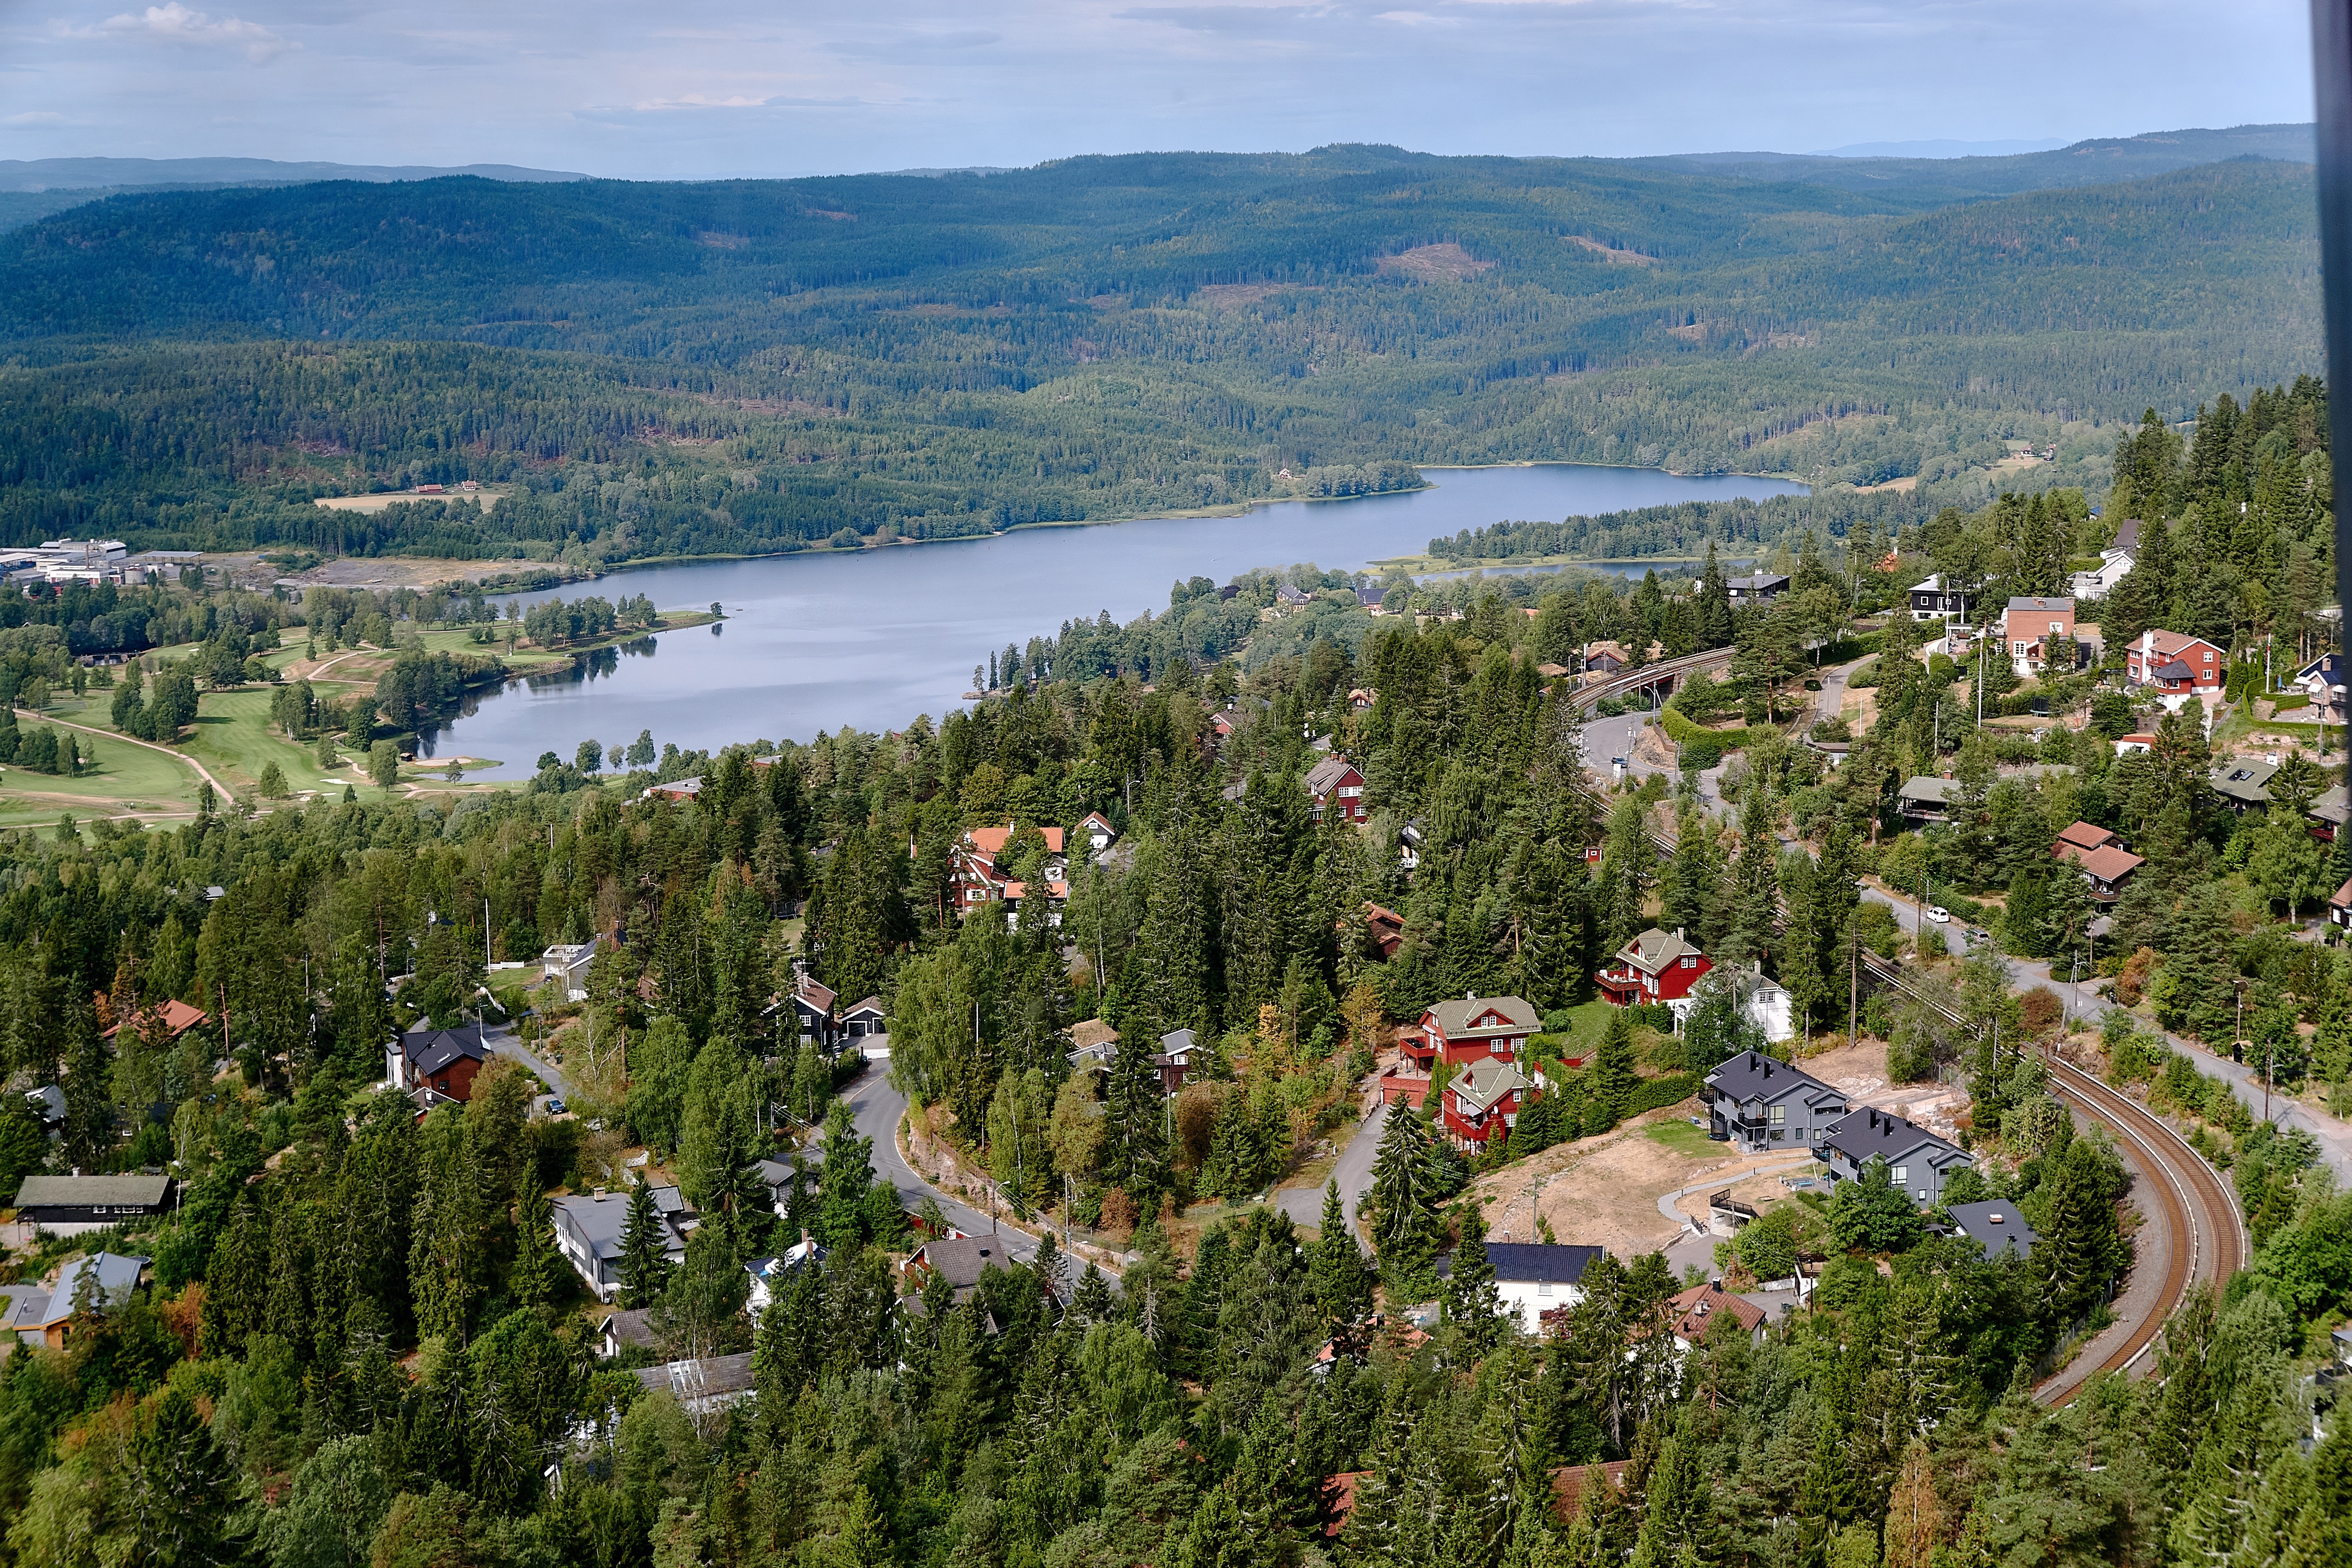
[0,387,2348,1567]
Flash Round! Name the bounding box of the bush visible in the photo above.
[1659,706,1750,753]
[1625,1072,1699,1115]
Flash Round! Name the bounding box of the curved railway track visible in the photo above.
[1851,952,2243,1399]
[2035,1056,2245,1404]
[1596,693,2245,1395]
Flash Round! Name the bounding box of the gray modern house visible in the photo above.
[1945,1200,2037,1261]
[553,1185,693,1301]
[1818,1107,1974,1205]
[1699,1051,1853,1152]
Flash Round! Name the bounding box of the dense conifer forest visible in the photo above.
[0,142,2322,564]
[2,385,2350,1564]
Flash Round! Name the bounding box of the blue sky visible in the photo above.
[0,0,2318,179]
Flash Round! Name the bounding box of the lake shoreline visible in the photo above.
[484,459,1809,591]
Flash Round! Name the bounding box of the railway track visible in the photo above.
[2035,1056,2246,1404]
[1571,647,1735,716]
[1852,950,2244,1401]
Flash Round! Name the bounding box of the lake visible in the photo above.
[421,463,1806,772]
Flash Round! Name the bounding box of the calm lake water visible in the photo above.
[422,464,1806,772]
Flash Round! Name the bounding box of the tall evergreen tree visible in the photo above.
[1310,1180,1373,1332]
[617,1173,675,1308]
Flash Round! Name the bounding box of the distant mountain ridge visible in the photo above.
[1641,122,2313,197]
[0,156,589,192]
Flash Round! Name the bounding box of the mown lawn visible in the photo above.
[0,725,204,817]
[183,689,359,797]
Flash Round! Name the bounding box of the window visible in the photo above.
[1768,1104,1785,1125]
[1681,955,1695,968]
[1891,1165,1909,1185]
[1537,1281,1554,1297]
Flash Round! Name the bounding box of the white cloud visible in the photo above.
[5,110,70,124]
[1374,9,1459,22]
[83,2,295,63]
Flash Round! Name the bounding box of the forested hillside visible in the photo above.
[0,145,2319,562]
[3,462,2351,1562]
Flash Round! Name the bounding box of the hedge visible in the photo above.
[1661,707,1752,754]
[1627,1072,1700,1115]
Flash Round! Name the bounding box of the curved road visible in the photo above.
[838,1054,1110,1275]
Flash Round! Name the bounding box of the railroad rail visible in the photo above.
[2034,1056,2245,1404]
[1570,647,1735,716]
[1851,949,2243,1402]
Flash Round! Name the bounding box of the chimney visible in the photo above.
[1674,927,1684,941]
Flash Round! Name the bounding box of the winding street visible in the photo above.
[836,1053,1117,1275]
[1274,1098,1388,1250]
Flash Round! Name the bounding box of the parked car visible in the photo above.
[1925,905,1952,924]
[546,1096,567,1115]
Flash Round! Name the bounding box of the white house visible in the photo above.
[744,1237,828,1315]
[2069,548,2134,601]
[1667,965,1796,1046]
[544,939,598,1002]
[1438,1242,1606,1334]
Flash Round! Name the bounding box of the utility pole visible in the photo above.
[1849,916,1859,1043]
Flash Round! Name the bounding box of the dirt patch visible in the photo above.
[1193,283,1313,309]
[1855,476,1919,494]
[1376,243,1495,283]
[1666,321,1706,342]
[315,490,503,515]
[1840,683,1878,732]
[694,231,751,249]
[1634,722,1678,771]
[1564,236,1657,266]
[1798,1037,1967,1143]
[1468,1109,1782,1260]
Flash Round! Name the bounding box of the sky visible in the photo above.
[0,0,2319,181]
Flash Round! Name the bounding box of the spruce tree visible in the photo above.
[1586,1010,1638,1133]
[1310,1181,1373,1332]
[512,1180,561,1312]
[121,1383,248,1568]
[1366,1104,1444,1299]
[1444,1202,1504,1355]
[617,1173,674,1308]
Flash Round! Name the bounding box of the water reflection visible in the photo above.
[420,462,1807,770]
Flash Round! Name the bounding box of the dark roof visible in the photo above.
[601,1308,659,1349]
[911,1235,1014,1291]
[1438,1242,1603,1286]
[1703,1050,1842,1106]
[2153,660,2194,680]
[13,1174,173,1209]
[1944,1201,2037,1261]
[1823,1107,1968,1168]
[400,1023,491,1075]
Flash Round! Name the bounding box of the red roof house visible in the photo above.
[1597,927,1712,1006]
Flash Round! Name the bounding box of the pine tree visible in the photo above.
[120,1383,249,1568]
[512,1180,561,1311]
[1198,1087,1267,1201]
[1366,1104,1445,1300]
[617,1173,674,1308]
[200,1190,270,1359]
[1586,1010,1638,1133]
[1310,1180,1373,1332]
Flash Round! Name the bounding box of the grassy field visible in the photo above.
[1646,1119,1718,1158]
[0,722,207,828]
[182,688,367,798]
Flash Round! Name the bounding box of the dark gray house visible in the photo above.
[11,1174,174,1237]
[1699,1051,1852,1152]
[1818,1107,1973,1205]
[553,1185,693,1302]
[1945,1200,2036,1261]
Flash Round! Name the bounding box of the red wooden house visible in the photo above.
[1304,756,1367,823]
[1399,994,1539,1070]
[1597,927,1712,1007]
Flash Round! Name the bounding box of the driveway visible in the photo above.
[1275,1098,1386,1250]
[483,1025,575,1103]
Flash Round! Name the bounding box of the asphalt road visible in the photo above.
[837,1054,1083,1271]
[1274,1098,1387,1249]
[483,1024,575,1104]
